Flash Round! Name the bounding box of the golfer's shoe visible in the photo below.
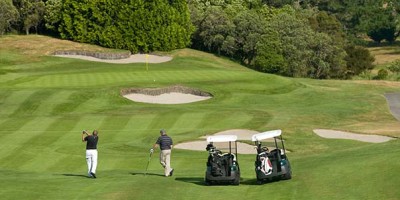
[90,172,96,178]
[169,168,174,176]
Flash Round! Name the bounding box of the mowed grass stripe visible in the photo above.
[0,90,36,117]
[70,95,111,114]
[10,90,54,117]
[0,117,58,169]
[97,115,133,143]
[171,112,209,141]
[0,117,36,141]
[12,70,254,88]
[194,110,257,134]
[30,90,74,116]
[16,117,82,171]
[51,90,93,115]
[110,113,158,144]
[146,109,185,138]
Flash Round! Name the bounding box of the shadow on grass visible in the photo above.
[175,177,257,186]
[238,179,258,185]
[241,178,289,185]
[130,172,165,177]
[60,174,91,178]
[175,177,205,186]
[175,177,285,186]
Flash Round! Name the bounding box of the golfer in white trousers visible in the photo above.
[82,130,99,178]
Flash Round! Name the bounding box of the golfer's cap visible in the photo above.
[160,129,166,134]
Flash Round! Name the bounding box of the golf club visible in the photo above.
[144,150,153,176]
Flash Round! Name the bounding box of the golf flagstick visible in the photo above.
[144,151,153,176]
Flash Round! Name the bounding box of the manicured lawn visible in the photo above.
[0,35,400,199]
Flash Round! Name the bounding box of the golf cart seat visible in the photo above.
[221,153,236,161]
[270,149,281,157]
[257,146,270,154]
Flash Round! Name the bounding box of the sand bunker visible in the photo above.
[121,85,212,104]
[124,92,211,104]
[54,54,172,64]
[314,129,394,143]
[174,140,257,154]
[200,129,259,140]
[175,129,269,154]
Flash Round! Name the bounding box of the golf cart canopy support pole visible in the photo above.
[280,135,286,155]
[235,141,238,159]
[229,141,231,154]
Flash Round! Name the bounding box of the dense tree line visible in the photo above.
[1,0,193,53]
[57,0,193,53]
[188,1,374,79]
[1,0,397,79]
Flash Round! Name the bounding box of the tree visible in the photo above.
[308,31,346,79]
[15,0,45,34]
[254,30,286,74]
[308,11,346,45]
[44,0,61,34]
[262,0,295,8]
[363,7,397,43]
[344,45,375,78]
[0,0,19,35]
[233,10,266,65]
[266,6,347,78]
[196,6,235,54]
[307,11,347,78]
[268,10,313,77]
[59,0,193,53]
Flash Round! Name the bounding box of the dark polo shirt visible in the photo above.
[85,135,99,150]
[156,135,173,150]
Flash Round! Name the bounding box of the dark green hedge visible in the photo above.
[59,0,193,53]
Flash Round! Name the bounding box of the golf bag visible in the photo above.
[257,152,273,175]
[206,145,234,177]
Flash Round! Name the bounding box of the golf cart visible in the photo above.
[252,130,292,184]
[205,135,240,185]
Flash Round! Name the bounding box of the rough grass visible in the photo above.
[369,45,400,65]
[0,35,400,199]
[0,35,128,59]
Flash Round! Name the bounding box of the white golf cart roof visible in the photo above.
[251,129,282,141]
[207,135,238,143]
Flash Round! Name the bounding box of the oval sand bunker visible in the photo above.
[314,129,394,143]
[121,85,212,104]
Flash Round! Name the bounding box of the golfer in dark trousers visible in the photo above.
[151,129,174,177]
[82,130,99,178]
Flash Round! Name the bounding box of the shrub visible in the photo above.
[374,69,389,80]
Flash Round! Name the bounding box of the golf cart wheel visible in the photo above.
[256,179,263,185]
[282,170,292,180]
[232,175,240,185]
[205,179,211,186]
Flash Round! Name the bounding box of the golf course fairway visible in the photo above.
[0,35,399,200]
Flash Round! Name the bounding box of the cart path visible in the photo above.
[384,93,400,121]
